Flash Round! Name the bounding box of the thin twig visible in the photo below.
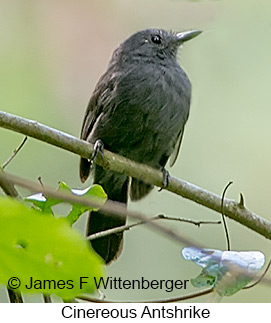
[243,257,271,289]
[157,214,221,227]
[43,294,52,303]
[2,136,27,169]
[77,288,214,303]
[38,176,44,187]
[7,289,23,303]
[87,221,147,241]
[221,181,233,251]
[87,214,221,241]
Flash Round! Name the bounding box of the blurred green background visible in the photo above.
[1,0,271,302]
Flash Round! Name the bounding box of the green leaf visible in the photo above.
[0,197,104,299]
[25,182,107,225]
[25,192,60,214]
[67,184,107,225]
[182,247,265,296]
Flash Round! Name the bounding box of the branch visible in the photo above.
[77,287,214,303]
[0,168,19,198]
[1,111,271,240]
[2,136,28,169]
[87,215,221,241]
[0,171,201,247]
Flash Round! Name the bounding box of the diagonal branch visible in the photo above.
[87,215,221,241]
[1,110,271,240]
[0,171,202,247]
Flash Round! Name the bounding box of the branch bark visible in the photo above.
[1,110,271,240]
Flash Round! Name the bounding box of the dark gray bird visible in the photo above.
[80,28,201,263]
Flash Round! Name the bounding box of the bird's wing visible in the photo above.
[169,128,185,167]
[79,94,101,182]
[80,88,104,141]
[80,71,115,182]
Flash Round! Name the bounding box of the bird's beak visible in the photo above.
[176,30,202,44]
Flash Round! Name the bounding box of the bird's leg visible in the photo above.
[89,139,104,168]
[158,167,170,192]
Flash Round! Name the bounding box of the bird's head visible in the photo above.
[117,28,201,62]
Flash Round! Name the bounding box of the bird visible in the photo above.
[80,28,201,264]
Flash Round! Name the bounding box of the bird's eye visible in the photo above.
[151,34,162,44]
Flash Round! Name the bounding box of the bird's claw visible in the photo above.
[89,139,104,167]
[158,168,170,192]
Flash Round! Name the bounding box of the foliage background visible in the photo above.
[0,0,271,302]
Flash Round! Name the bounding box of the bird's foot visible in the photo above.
[89,139,104,168]
[158,167,170,192]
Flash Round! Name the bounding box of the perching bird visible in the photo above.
[80,28,201,263]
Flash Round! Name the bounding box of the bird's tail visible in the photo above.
[87,165,129,264]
